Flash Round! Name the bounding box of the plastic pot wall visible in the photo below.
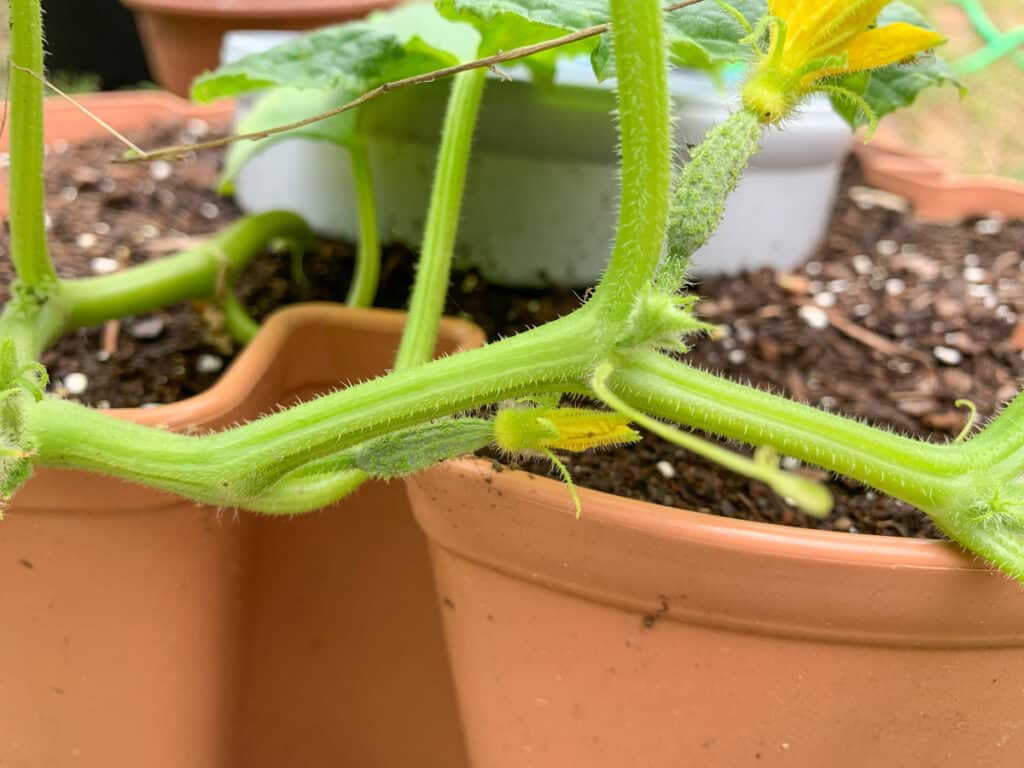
[0,94,484,767]
[227,51,852,287]
[407,459,1024,768]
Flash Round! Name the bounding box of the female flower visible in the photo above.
[741,0,947,129]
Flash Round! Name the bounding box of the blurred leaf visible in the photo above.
[218,87,359,195]
[192,5,480,102]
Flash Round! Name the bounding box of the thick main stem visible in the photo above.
[26,312,600,504]
[394,68,487,370]
[7,0,56,288]
[589,0,673,326]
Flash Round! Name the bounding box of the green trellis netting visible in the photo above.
[951,0,1023,74]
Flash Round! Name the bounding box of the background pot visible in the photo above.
[857,130,1024,222]
[119,0,400,97]
[407,459,1024,767]
[226,44,853,287]
[1,94,484,767]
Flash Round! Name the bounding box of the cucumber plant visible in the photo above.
[8,0,1023,581]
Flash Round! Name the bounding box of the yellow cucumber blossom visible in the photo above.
[741,0,946,129]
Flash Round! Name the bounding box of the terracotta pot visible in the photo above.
[407,459,1024,767]
[857,132,1024,223]
[3,306,482,768]
[119,0,402,97]
[1,94,483,767]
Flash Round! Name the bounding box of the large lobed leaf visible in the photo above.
[218,87,360,195]
[196,5,480,189]
[192,5,480,103]
[437,0,765,78]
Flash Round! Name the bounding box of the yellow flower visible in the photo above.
[742,0,947,126]
[495,407,639,454]
[494,406,641,519]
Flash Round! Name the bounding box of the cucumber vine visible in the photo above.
[4,0,1023,583]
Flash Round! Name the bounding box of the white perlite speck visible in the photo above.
[852,254,873,275]
[975,218,1003,236]
[933,346,963,366]
[196,354,224,374]
[150,160,173,181]
[655,461,677,479]
[813,292,837,308]
[63,372,89,396]
[76,232,98,249]
[798,305,830,330]
[876,239,899,257]
[89,256,119,275]
[884,278,906,296]
[963,266,986,283]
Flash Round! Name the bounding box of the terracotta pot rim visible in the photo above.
[434,457,977,570]
[121,0,390,20]
[411,459,1024,646]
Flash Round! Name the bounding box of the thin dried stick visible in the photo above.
[9,63,146,155]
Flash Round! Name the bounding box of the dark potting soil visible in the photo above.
[7,119,1024,538]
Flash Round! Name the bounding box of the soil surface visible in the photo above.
[6,120,1024,538]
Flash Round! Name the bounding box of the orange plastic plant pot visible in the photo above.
[1,94,483,768]
[120,0,401,96]
[408,459,1024,768]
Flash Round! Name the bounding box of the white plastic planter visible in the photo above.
[224,32,852,287]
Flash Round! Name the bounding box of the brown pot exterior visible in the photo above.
[407,459,1024,767]
[2,85,482,768]
[120,0,401,96]
[857,133,1024,223]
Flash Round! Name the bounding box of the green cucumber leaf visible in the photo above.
[218,87,359,195]
[659,0,765,74]
[191,5,479,103]
[436,0,607,80]
[830,2,963,129]
[437,0,764,80]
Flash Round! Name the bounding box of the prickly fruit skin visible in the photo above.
[662,110,762,287]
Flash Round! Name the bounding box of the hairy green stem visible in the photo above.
[25,312,600,504]
[223,288,260,344]
[247,470,370,515]
[394,68,487,370]
[59,212,309,329]
[7,0,56,288]
[610,351,963,510]
[589,0,673,326]
[0,284,67,363]
[346,140,381,308]
[594,360,832,517]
